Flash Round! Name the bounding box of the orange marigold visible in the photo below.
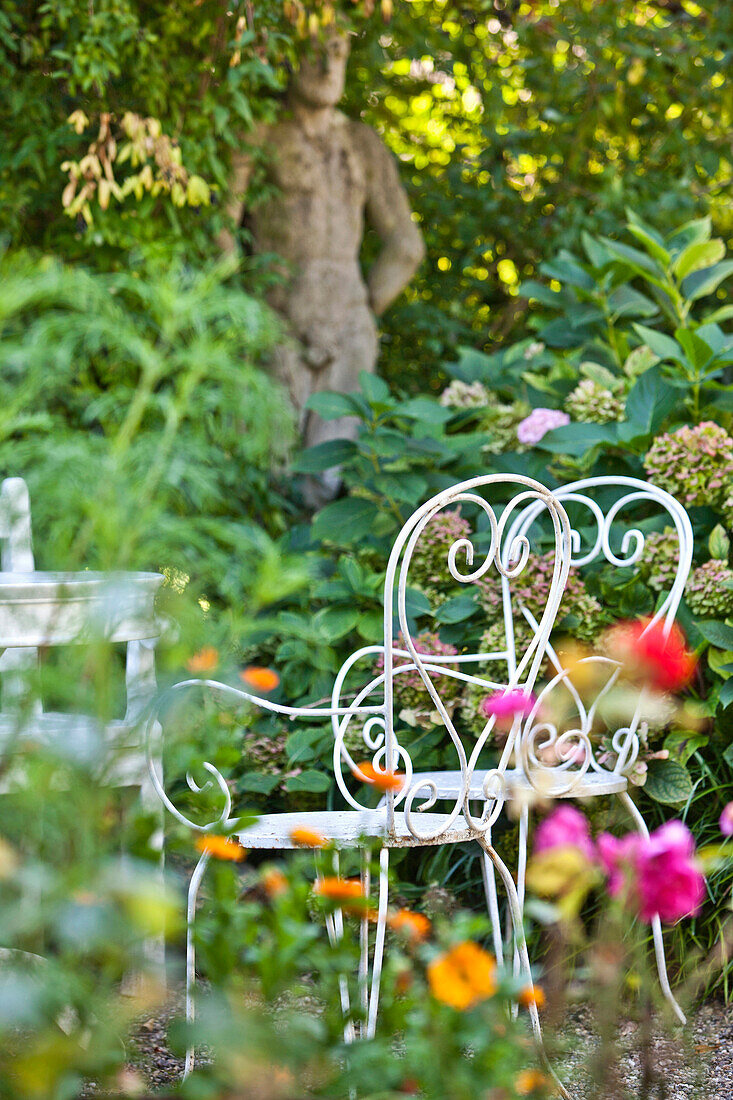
[186,646,219,673]
[314,877,365,911]
[262,868,288,898]
[289,826,327,848]
[240,666,280,692]
[195,834,246,862]
[352,760,404,792]
[518,985,546,1010]
[515,1069,549,1095]
[389,909,432,942]
[427,941,497,1010]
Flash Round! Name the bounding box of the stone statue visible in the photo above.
[219,31,425,474]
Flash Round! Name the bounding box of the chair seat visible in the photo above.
[410,767,628,800]
[236,809,474,849]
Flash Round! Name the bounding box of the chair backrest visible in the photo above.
[331,474,573,839]
[500,475,693,794]
[0,478,34,572]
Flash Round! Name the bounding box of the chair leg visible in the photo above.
[183,849,211,1079]
[366,847,389,1039]
[480,829,505,968]
[318,850,356,1043]
[477,836,572,1100]
[358,850,371,1036]
[513,805,530,990]
[617,791,686,1025]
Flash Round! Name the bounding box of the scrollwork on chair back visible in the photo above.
[377,475,572,840]
[502,476,694,786]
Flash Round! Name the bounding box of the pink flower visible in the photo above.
[598,821,705,924]
[516,407,570,445]
[534,805,596,862]
[481,688,535,732]
[720,802,733,837]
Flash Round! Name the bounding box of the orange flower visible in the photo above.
[518,984,546,1010]
[352,760,404,792]
[314,877,366,912]
[186,646,219,673]
[515,1069,549,1095]
[389,909,432,942]
[289,826,328,848]
[262,868,288,898]
[427,941,497,1010]
[240,666,280,692]
[195,834,246,862]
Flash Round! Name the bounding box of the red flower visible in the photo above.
[605,618,696,693]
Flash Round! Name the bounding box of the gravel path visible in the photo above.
[93,994,733,1097]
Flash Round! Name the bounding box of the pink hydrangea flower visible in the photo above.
[516,407,571,445]
[719,802,733,837]
[534,805,596,862]
[598,820,704,924]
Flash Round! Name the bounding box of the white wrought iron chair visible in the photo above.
[405,475,694,1024]
[0,476,163,801]
[144,473,574,1093]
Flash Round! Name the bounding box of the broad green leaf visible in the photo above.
[674,327,713,370]
[624,368,677,434]
[285,770,331,793]
[663,730,708,766]
[626,223,671,267]
[703,305,733,325]
[682,261,733,302]
[644,759,693,804]
[404,587,432,617]
[239,773,280,795]
[666,215,712,253]
[581,230,613,269]
[709,524,730,561]
[632,324,682,363]
[292,439,357,472]
[720,679,733,710]
[624,344,659,377]
[537,421,618,456]
[311,497,381,543]
[696,620,733,650]
[708,647,733,679]
[306,391,365,420]
[434,594,478,623]
[607,283,658,321]
[599,237,668,286]
[359,370,391,404]
[286,726,328,765]
[672,238,725,280]
[314,605,360,641]
[397,396,454,424]
[517,280,566,307]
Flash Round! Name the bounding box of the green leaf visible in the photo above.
[674,327,713,370]
[239,773,280,795]
[682,261,733,302]
[624,368,678,434]
[434,594,478,623]
[696,620,733,649]
[537,421,618,456]
[644,759,693,804]
[285,770,331,793]
[709,524,730,561]
[311,498,381,543]
[720,679,733,710]
[663,730,708,766]
[624,344,660,378]
[404,587,432,617]
[599,237,668,286]
[286,726,328,765]
[632,324,682,363]
[703,305,733,326]
[517,280,566,307]
[666,216,712,254]
[292,439,357,472]
[707,647,733,679]
[672,238,725,280]
[397,396,453,424]
[305,391,365,420]
[359,370,391,405]
[626,222,672,268]
[314,605,360,641]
